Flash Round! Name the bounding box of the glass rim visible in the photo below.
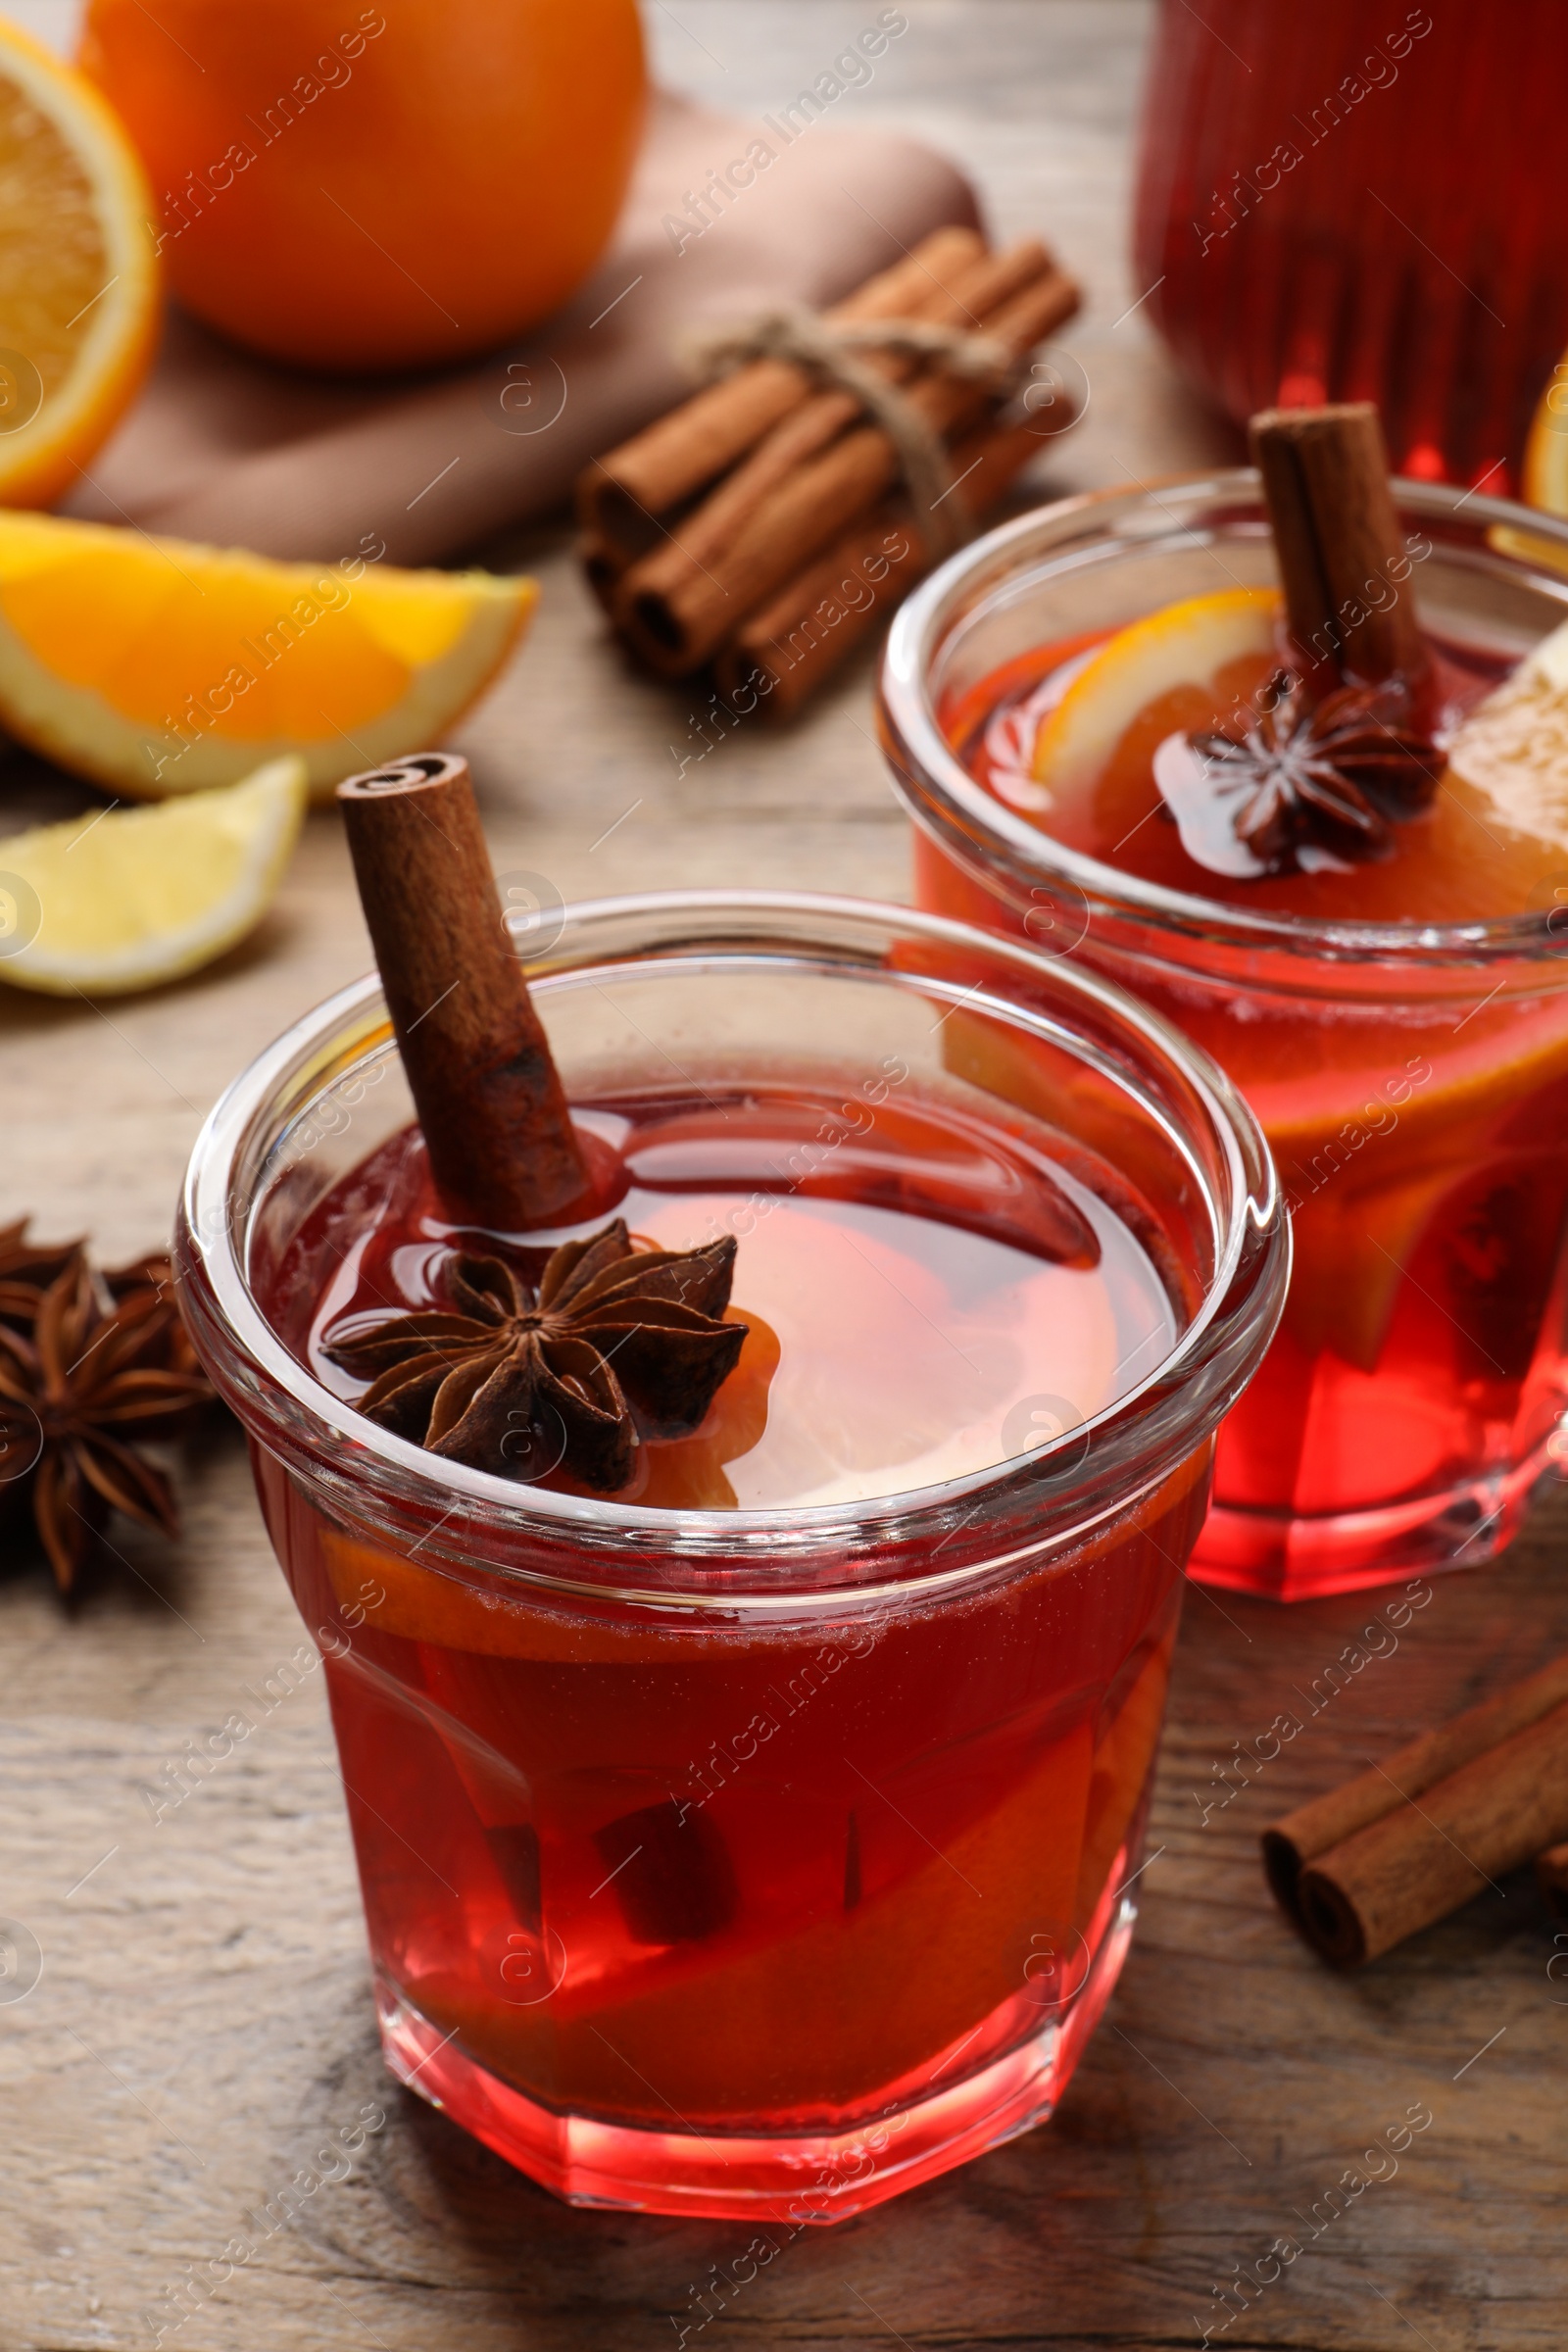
[174,888,1287,1607]
[879,469,1568,967]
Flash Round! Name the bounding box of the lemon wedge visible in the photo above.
[0,17,160,507]
[1031,587,1280,793]
[0,511,536,801]
[0,755,306,996]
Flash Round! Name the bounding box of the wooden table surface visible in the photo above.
[3,7,1564,2348]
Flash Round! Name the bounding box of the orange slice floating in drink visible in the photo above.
[1029,587,1280,795]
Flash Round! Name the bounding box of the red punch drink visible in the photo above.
[177,894,1284,2219]
[881,475,1568,1598]
[1133,0,1568,490]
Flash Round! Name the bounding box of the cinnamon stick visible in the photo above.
[1294,1701,1568,1968]
[715,505,926,720]
[1261,1647,1568,1916]
[620,257,1079,674]
[580,224,986,559]
[580,535,623,616]
[1536,1840,1568,1921]
[715,415,1050,719]
[1249,402,1430,689]
[626,238,1054,599]
[337,753,587,1230]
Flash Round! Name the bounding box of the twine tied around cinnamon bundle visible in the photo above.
[679,307,1037,558]
[576,227,1084,710]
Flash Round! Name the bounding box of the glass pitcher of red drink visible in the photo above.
[1134,1,1568,491]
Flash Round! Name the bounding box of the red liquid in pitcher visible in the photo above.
[1133,1,1568,489]
[253,1076,1205,2214]
[922,630,1568,1596]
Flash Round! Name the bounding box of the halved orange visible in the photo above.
[0,511,537,799]
[0,16,159,508]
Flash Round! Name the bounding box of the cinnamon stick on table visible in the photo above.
[1263,1649,1568,1968]
[629,235,1052,604]
[580,536,623,616]
[715,415,1047,720]
[1249,402,1430,689]
[618,246,1078,677]
[337,753,587,1230]
[580,223,986,561]
[578,228,1081,716]
[1537,1839,1568,1922]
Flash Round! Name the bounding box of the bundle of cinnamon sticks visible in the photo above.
[576,225,1080,720]
[1264,1649,1568,1967]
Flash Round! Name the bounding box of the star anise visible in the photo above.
[0,1253,214,1592]
[1170,671,1442,875]
[0,1215,84,1333]
[104,1250,206,1381]
[323,1219,748,1492]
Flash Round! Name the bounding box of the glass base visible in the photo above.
[374,1896,1137,2223]
[1191,1438,1560,1602]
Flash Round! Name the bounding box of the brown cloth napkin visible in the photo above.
[63,92,979,568]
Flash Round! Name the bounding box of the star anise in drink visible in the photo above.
[0,1252,214,1593]
[1164,670,1442,875]
[322,1218,748,1492]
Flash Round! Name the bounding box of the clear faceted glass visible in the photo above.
[175,892,1285,2219]
[879,475,1568,1599]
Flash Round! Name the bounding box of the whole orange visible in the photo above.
[78,0,646,373]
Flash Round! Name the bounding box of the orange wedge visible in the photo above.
[0,511,536,800]
[0,16,159,507]
[1030,587,1280,793]
[1524,352,1568,519]
[1494,354,1568,572]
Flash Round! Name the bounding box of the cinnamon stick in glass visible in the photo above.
[1249,401,1431,689]
[337,753,587,1230]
